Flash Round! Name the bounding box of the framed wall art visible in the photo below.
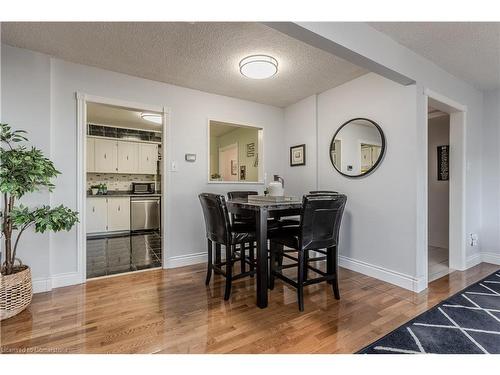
[290,144,306,167]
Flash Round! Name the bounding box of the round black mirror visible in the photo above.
[329,118,386,178]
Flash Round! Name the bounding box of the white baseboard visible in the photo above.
[165,251,207,269]
[339,255,425,292]
[31,251,499,295]
[466,253,482,269]
[481,252,500,265]
[32,272,83,294]
[32,277,52,294]
[51,272,83,289]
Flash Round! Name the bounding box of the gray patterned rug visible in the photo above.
[358,270,500,354]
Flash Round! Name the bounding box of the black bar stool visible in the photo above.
[199,193,256,300]
[269,194,347,311]
[227,191,258,275]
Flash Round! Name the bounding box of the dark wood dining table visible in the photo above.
[226,197,302,308]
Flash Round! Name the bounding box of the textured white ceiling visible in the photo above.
[1,22,368,107]
[370,22,500,91]
[87,102,162,131]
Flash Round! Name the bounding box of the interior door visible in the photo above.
[86,197,108,233]
[361,146,372,172]
[218,144,238,181]
[94,138,118,173]
[117,141,139,173]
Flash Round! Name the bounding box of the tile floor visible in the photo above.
[428,245,450,282]
[86,231,162,279]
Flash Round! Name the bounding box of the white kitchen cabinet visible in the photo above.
[86,197,108,234]
[94,138,118,173]
[139,143,158,174]
[89,137,158,174]
[107,197,130,232]
[87,138,95,172]
[117,142,139,173]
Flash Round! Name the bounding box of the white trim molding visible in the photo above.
[481,252,500,265]
[339,255,427,293]
[418,89,468,293]
[466,252,483,269]
[32,272,83,294]
[166,252,207,269]
[76,92,172,282]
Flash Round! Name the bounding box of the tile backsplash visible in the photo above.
[87,173,156,191]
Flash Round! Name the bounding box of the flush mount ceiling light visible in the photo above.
[239,55,278,80]
[141,113,162,124]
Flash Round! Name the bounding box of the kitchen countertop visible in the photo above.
[87,191,162,198]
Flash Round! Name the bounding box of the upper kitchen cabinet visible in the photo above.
[87,138,95,172]
[139,143,159,174]
[117,141,139,173]
[88,136,158,174]
[94,138,118,173]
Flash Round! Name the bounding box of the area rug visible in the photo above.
[358,270,500,354]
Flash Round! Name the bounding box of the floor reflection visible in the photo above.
[86,231,161,278]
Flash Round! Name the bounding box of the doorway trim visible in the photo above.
[420,88,467,291]
[75,92,171,283]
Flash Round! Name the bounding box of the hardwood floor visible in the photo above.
[1,261,498,354]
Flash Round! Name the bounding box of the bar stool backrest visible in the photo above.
[199,193,232,245]
[227,191,258,224]
[299,194,347,251]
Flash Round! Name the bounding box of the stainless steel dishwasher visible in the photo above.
[130,197,161,231]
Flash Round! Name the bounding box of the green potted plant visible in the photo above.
[0,123,78,320]
[210,172,222,181]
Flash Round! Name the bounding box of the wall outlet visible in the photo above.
[470,233,479,247]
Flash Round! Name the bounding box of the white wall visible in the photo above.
[1,46,52,284]
[427,115,450,249]
[1,44,285,291]
[284,22,487,289]
[283,95,317,198]
[481,89,500,263]
[283,74,419,288]
[317,73,418,279]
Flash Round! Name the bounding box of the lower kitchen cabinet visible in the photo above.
[86,197,108,234]
[107,197,130,232]
[86,197,130,234]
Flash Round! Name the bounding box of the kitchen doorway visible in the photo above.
[76,94,169,282]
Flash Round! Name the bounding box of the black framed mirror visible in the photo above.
[329,118,386,178]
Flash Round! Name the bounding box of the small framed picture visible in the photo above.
[437,145,449,181]
[290,144,306,167]
[246,143,255,157]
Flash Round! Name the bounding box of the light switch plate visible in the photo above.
[185,153,196,162]
[170,161,178,172]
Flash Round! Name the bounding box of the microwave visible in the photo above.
[132,182,155,194]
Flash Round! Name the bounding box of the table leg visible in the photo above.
[256,207,268,308]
